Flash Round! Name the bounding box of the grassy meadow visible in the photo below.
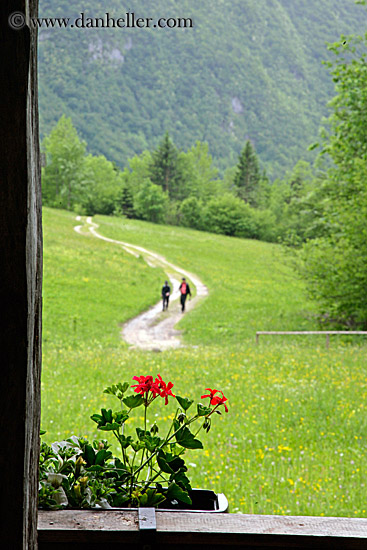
[42,208,367,517]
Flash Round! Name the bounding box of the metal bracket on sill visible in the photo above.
[138,507,157,532]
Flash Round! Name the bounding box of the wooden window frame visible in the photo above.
[3,1,367,548]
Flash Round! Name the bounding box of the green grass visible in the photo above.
[42,209,166,349]
[41,208,367,517]
[94,215,318,344]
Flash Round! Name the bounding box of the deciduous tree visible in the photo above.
[42,115,86,209]
[299,28,367,328]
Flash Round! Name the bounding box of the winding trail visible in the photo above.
[74,216,208,350]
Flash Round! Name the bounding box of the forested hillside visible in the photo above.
[38,0,365,176]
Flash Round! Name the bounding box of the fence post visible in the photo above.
[256,333,259,345]
[326,333,330,349]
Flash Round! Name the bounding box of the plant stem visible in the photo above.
[141,469,168,493]
[133,416,199,479]
[164,408,179,442]
[114,429,128,465]
[145,466,151,483]
[137,398,149,481]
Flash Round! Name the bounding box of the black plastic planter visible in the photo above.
[109,489,228,513]
[158,488,228,512]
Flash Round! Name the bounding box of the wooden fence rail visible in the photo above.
[255,331,367,349]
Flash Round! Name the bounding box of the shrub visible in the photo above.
[179,196,205,230]
[134,180,169,224]
[204,194,257,238]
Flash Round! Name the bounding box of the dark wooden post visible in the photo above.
[0,1,42,548]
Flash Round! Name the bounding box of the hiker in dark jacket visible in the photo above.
[179,277,191,312]
[161,280,171,311]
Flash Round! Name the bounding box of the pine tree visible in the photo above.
[233,140,261,206]
[120,186,135,219]
[149,132,184,200]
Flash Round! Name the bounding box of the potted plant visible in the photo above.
[39,374,229,512]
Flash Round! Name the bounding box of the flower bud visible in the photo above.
[79,476,89,487]
[73,483,82,499]
[177,412,186,424]
[75,455,87,476]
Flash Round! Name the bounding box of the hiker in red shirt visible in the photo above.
[179,277,191,312]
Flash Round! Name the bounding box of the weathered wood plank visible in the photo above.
[38,511,367,548]
[1,1,42,548]
[157,512,367,537]
[38,510,138,533]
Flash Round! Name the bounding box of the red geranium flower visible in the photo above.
[131,375,160,397]
[201,388,229,413]
[131,374,175,404]
[156,374,175,405]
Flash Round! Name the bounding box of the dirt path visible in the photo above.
[74,216,208,350]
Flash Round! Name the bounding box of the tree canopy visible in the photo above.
[298,27,367,328]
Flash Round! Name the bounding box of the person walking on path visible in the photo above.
[161,280,171,311]
[179,277,191,312]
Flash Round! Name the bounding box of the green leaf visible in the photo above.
[111,492,130,507]
[103,384,118,396]
[104,382,130,399]
[123,394,144,409]
[114,411,129,424]
[139,493,148,506]
[118,435,133,449]
[83,444,96,466]
[167,455,186,472]
[151,422,159,435]
[135,429,162,452]
[157,450,187,475]
[175,395,194,411]
[166,482,192,505]
[98,422,121,431]
[174,421,203,450]
[142,434,162,453]
[90,409,128,431]
[170,468,192,492]
[95,449,113,466]
[90,413,103,424]
[131,441,145,452]
[157,450,174,474]
[136,427,149,440]
[178,434,203,450]
[143,488,166,507]
[86,464,104,473]
[114,458,130,478]
[101,409,113,423]
[197,403,212,416]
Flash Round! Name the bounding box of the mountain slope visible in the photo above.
[38,0,365,176]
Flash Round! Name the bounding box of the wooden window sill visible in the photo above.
[38,510,367,549]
